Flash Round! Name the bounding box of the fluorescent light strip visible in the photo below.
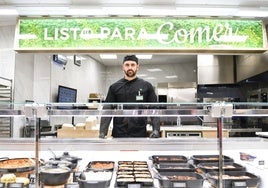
[0,8,18,15]
[147,68,162,72]
[165,75,178,79]
[137,74,147,77]
[146,77,156,80]
[100,54,117,59]
[136,54,152,59]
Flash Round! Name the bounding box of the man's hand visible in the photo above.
[99,132,105,139]
[149,130,160,138]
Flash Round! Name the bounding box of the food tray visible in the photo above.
[154,163,196,172]
[78,179,110,188]
[77,171,113,188]
[207,171,260,188]
[191,155,234,165]
[116,171,154,187]
[149,155,188,164]
[116,161,153,187]
[0,158,35,173]
[157,171,204,188]
[86,161,114,171]
[197,162,246,173]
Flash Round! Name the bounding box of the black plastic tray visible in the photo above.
[116,171,153,187]
[150,155,188,163]
[154,163,196,172]
[116,161,153,187]
[157,171,204,188]
[197,162,246,173]
[116,178,154,187]
[77,171,113,188]
[191,155,234,165]
[78,179,110,188]
[207,171,260,188]
[86,161,114,171]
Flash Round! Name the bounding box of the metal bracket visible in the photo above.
[211,101,233,118]
[24,103,48,118]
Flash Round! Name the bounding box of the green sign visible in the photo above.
[15,17,266,52]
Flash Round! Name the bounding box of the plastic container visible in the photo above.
[157,171,204,188]
[207,171,260,188]
[150,155,188,164]
[191,155,234,165]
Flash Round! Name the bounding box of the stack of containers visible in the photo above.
[150,155,204,188]
[190,155,260,188]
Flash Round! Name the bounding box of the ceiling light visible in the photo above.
[100,54,117,59]
[103,6,142,15]
[69,6,104,16]
[147,68,162,72]
[137,74,147,77]
[175,6,238,16]
[235,8,268,17]
[136,55,152,59]
[0,7,18,15]
[67,56,74,60]
[16,6,69,16]
[165,75,178,79]
[146,77,156,80]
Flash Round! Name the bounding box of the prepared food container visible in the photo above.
[156,171,204,188]
[197,162,246,173]
[191,155,234,165]
[150,155,188,164]
[77,171,113,188]
[154,163,196,172]
[86,161,114,171]
[116,161,153,187]
[0,158,37,178]
[207,171,260,188]
[0,158,35,173]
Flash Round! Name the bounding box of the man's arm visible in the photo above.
[147,83,161,138]
[99,116,112,138]
[99,86,114,138]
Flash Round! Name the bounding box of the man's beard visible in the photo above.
[125,70,136,78]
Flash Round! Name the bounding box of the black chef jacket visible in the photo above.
[100,77,160,138]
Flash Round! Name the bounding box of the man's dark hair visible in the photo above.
[123,55,138,64]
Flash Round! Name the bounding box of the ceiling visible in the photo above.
[86,54,197,66]
[1,0,268,66]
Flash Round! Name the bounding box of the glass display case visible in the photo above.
[0,102,268,188]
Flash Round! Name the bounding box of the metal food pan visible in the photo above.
[86,161,114,171]
[154,163,196,172]
[149,155,188,164]
[0,157,35,173]
[207,171,260,188]
[197,162,246,173]
[191,155,234,165]
[157,171,204,188]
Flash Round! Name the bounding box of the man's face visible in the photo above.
[122,60,139,78]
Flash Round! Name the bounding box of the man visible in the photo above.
[99,55,160,138]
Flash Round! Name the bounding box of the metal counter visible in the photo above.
[0,137,266,152]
